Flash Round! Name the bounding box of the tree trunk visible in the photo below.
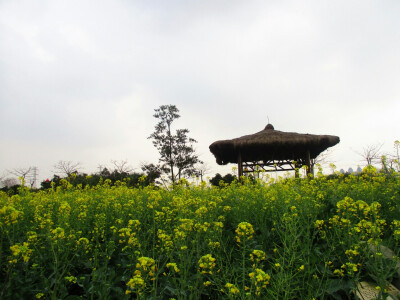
[168,123,175,184]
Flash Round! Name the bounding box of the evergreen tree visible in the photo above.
[148,105,202,184]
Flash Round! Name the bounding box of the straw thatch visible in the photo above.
[209,124,340,165]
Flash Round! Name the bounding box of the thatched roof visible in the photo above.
[209,124,340,165]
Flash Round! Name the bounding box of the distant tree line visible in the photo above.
[40,167,161,190]
[0,161,161,195]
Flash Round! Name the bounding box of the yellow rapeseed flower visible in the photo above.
[250,250,266,263]
[235,222,254,244]
[225,283,240,295]
[204,281,212,287]
[166,262,180,273]
[198,254,216,275]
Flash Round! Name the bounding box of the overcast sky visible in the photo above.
[1,0,400,184]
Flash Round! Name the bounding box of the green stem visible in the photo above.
[242,241,246,295]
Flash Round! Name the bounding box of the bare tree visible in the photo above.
[53,161,82,177]
[111,160,133,174]
[9,167,32,180]
[196,162,211,182]
[311,149,334,170]
[356,144,383,166]
[8,167,38,187]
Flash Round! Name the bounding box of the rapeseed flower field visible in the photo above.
[1,166,400,299]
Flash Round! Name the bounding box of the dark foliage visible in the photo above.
[39,168,159,190]
[209,173,237,186]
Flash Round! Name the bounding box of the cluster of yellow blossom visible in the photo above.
[58,201,71,216]
[64,276,77,284]
[195,206,208,216]
[194,222,210,232]
[208,240,220,249]
[203,280,212,287]
[27,231,38,243]
[35,207,53,229]
[166,262,180,273]
[77,205,87,221]
[235,222,254,244]
[173,229,187,241]
[352,218,386,241]
[128,219,141,231]
[249,268,271,296]
[222,206,232,212]
[51,227,65,241]
[9,242,33,263]
[392,220,400,240]
[328,215,351,228]
[224,283,240,295]
[176,218,194,232]
[336,197,382,222]
[333,262,360,277]
[136,256,157,278]
[0,205,22,228]
[173,218,194,241]
[212,221,224,233]
[118,227,140,249]
[314,220,324,230]
[126,256,157,295]
[76,237,91,253]
[250,249,266,264]
[315,196,388,244]
[126,274,146,295]
[198,254,216,275]
[345,247,360,260]
[154,211,166,223]
[157,229,173,252]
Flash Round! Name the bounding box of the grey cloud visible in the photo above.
[1,0,400,181]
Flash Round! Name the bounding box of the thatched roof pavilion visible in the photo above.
[209,124,340,177]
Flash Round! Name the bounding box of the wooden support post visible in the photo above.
[306,150,313,176]
[238,152,243,179]
[294,161,299,178]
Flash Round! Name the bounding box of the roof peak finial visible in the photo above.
[265,123,274,130]
[265,116,274,130]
